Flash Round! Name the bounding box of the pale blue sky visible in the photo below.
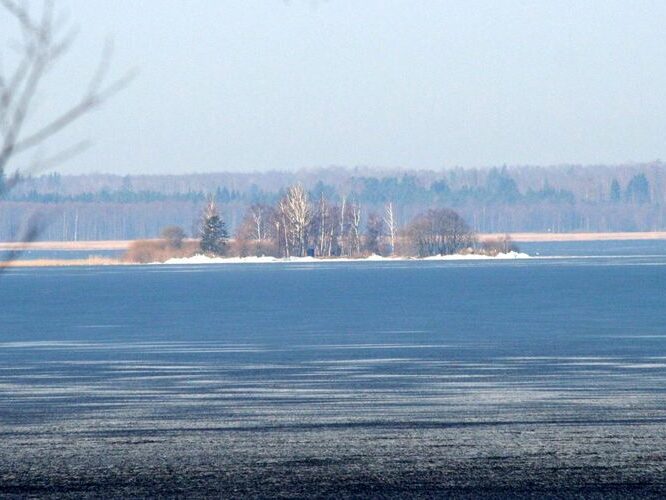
[4,0,666,174]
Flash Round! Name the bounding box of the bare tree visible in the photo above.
[160,225,186,249]
[278,184,311,257]
[481,233,518,255]
[334,195,362,257]
[271,210,286,257]
[235,203,277,257]
[347,200,361,256]
[365,211,383,255]
[245,203,273,241]
[383,202,396,256]
[312,194,335,257]
[406,208,476,257]
[338,195,346,256]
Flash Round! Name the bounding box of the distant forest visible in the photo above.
[1,162,665,241]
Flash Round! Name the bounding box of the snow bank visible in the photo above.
[162,251,530,265]
[494,251,531,259]
[423,251,530,261]
[164,255,280,264]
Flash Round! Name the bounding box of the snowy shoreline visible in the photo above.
[162,251,530,265]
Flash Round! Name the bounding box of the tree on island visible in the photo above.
[277,184,311,257]
[311,194,335,257]
[383,202,397,255]
[365,211,384,255]
[199,198,228,256]
[161,226,186,249]
[234,203,277,257]
[406,208,476,257]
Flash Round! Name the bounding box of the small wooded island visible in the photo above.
[124,184,518,263]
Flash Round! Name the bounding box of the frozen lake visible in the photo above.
[2,244,666,496]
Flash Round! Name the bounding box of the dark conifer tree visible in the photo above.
[625,174,650,204]
[610,179,621,203]
[200,199,228,255]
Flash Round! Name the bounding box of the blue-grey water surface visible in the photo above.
[2,243,666,497]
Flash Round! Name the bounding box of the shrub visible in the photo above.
[160,226,186,248]
[122,239,198,263]
[480,234,519,256]
[406,208,476,257]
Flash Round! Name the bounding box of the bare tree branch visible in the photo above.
[0,0,135,176]
[26,139,92,175]
[0,0,133,270]
[0,48,49,171]
[0,0,40,34]
[0,53,31,122]
[0,211,48,271]
[9,70,135,161]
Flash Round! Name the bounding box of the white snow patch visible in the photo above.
[163,251,530,265]
[423,251,530,260]
[164,255,280,264]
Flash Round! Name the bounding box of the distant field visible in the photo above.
[2,233,666,253]
[0,257,122,267]
[0,231,666,256]
[0,240,134,251]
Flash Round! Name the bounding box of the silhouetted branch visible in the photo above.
[0,211,48,271]
[0,0,135,181]
[0,0,133,269]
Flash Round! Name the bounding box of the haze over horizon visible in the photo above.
[3,0,666,175]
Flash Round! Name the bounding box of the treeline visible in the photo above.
[4,167,658,206]
[1,163,666,241]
